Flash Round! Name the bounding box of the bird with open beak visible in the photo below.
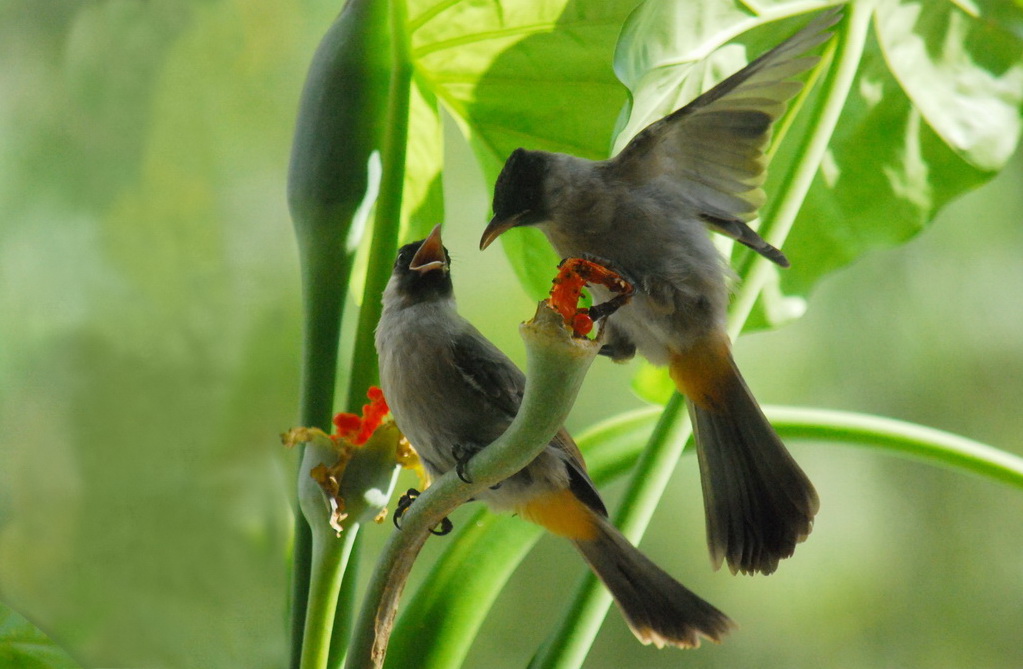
[375,224,733,648]
[479,10,840,575]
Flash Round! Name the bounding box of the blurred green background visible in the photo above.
[1,2,1021,668]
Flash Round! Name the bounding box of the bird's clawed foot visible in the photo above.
[392,488,453,536]
[452,443,474,484]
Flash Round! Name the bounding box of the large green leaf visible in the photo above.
[609,1,1023,331]
[771,0,1023,307]
[0,602,81,669]
[406,0,645,298]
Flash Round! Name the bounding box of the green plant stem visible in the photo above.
[345,304,601,669]
[299,525,361,669]
[769,407,1023,489]
[327,533,363,668]
[730,1,870,336]
[287,0,393,662]
[293,239,355,669]
[384,408,664,669]
[533,8,871,667]
[344,0,412,410]
[294,0,413,666]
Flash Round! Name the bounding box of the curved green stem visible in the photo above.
[383,408,664,669]
[769,407,1023,489]
[346,304,601,669]
[729,1,870,337]
[533,7,872,667]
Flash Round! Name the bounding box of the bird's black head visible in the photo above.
[391,224,453,302]
[493,148,550,220]
[480,148,551,250]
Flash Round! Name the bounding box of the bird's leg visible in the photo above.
[588,293,631,323]
[392,488,453,536]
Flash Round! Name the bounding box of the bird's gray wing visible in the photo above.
[452,329,606,516]
[553,428,609,517]
[610,9,839,264]
[450,329,525,419]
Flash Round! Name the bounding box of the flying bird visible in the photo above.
[480,10,840,575]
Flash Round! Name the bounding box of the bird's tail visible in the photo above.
[519,489,733,648]
[669,332,819,575]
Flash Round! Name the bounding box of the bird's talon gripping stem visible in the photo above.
[452,443,474,484]
[455,458,472,484]
[431,517,454,536]
[392,488,419,530]
[392,488,454,536]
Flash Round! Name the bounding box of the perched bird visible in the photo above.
[376,225,733,648]
[479,11,839,575]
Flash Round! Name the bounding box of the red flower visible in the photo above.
[333,386,390,446]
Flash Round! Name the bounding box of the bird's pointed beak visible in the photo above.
[479,212,524,251]
[409,224,447,273]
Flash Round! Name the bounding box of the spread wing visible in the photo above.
[451,329,525,419]
[610,9,840,257]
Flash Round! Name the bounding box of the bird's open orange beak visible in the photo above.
[410,224,447,273]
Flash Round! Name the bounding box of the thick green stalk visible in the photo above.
[345,304,601,669]
[300,527,361,669]
[286,0,393,665]
[383,409,664,669]
[532,7,871,667]
[344,0,412,410]
[293,240,356,669]
[309,0,412,664]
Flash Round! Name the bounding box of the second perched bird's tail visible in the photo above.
[669,332,819,575]
[520,489,733,648]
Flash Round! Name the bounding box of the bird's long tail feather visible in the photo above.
[521,490,733,648]
[670,333,818,575]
